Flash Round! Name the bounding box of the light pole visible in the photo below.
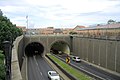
[3,41,12,80]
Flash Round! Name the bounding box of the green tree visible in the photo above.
[0,9,22,80]
[107,19,116,24]
[0,10,22,49]
[0,9,3,16]
[0,50,5,80]
[69,31,77,35]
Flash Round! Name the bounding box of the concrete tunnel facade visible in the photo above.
[25,40,71,56]
[23,35,72,56]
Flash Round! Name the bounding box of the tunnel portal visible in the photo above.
[50,41,70,55]
[25,42,44,56]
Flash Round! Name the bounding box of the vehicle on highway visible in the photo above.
[72,56,81,62]
[48,71,60,80]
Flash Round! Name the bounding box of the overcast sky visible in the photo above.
[0,0,120,28]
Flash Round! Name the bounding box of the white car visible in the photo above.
[48,71,60,80]
[72,56,81,62]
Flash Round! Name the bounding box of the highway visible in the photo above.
[56,54,120,80]
[27,55,53,80]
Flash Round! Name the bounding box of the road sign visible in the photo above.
[66,57,70,64]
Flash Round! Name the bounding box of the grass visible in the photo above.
[47,54,92,80]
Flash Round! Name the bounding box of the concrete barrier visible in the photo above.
[11,35,23,80]
[46,55,77,80]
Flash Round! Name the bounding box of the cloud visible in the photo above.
[0,0,120,28]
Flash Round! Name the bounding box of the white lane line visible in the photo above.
[26,55,28,80]
[33,56,43,76]
[80,66,85,69]
[40,72,42,75]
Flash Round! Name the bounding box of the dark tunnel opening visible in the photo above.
[50,41,70,55]
[25,42,44,56]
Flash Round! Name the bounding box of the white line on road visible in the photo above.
[33,55,43,76]
[40,72,42,75]
[26,55,28,80]
[80,66,85,69]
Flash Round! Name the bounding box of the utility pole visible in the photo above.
[26,15,28,34]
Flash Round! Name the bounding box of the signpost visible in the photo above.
[66,56,70,64]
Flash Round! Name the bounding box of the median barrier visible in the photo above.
[46,54,77,80]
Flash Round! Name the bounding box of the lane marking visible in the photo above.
[54,54,105,80]
[40,72,42,75]
[80,66,84,69]
[26,55,28,80]
[33,55,43,77]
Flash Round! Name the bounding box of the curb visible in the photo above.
[44,55,71,80]
[54,54,104,80]
[45,55,77,80]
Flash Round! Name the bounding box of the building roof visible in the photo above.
[77,23,120,30]
[73,25,86,30]
[53,29,63,33]
[96,23,120,29]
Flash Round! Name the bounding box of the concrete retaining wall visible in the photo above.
[11,35,23,80]
[72,37,120,73]
[18,37,24,70]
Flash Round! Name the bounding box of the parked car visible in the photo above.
[48,71,60,80]
[72,56,81,62]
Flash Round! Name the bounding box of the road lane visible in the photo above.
[36,55,53,80]
[27,55,53,80]
[57,54,120,80]
[28,56,44,80]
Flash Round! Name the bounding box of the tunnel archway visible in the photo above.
[50,40,70,55]
[25,42,44,56]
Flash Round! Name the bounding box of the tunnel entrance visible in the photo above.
[50,41,70,55]
[25,42,44,56]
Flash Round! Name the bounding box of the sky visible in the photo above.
[0,0,120,28]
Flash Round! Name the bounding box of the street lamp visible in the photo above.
[3,41,12,80]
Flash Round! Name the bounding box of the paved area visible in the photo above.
[44,55,71,80]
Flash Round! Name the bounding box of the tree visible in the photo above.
[0,10,22,50]
[0,9,3,16]
[69,31,77,35]
[0,10,23,80]
[107,19,116,24]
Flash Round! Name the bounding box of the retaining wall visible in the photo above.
[72,37,120,73]
[11,35,23,80]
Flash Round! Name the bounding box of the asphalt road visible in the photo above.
[27,55,53,80]
[57,54,120,80]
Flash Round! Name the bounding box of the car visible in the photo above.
[72,56,81,62]
[48,71,60,80]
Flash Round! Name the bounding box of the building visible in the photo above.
[16,26,26,32]
[73,25,86,34]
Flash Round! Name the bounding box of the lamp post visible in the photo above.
[3,41,12,80]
